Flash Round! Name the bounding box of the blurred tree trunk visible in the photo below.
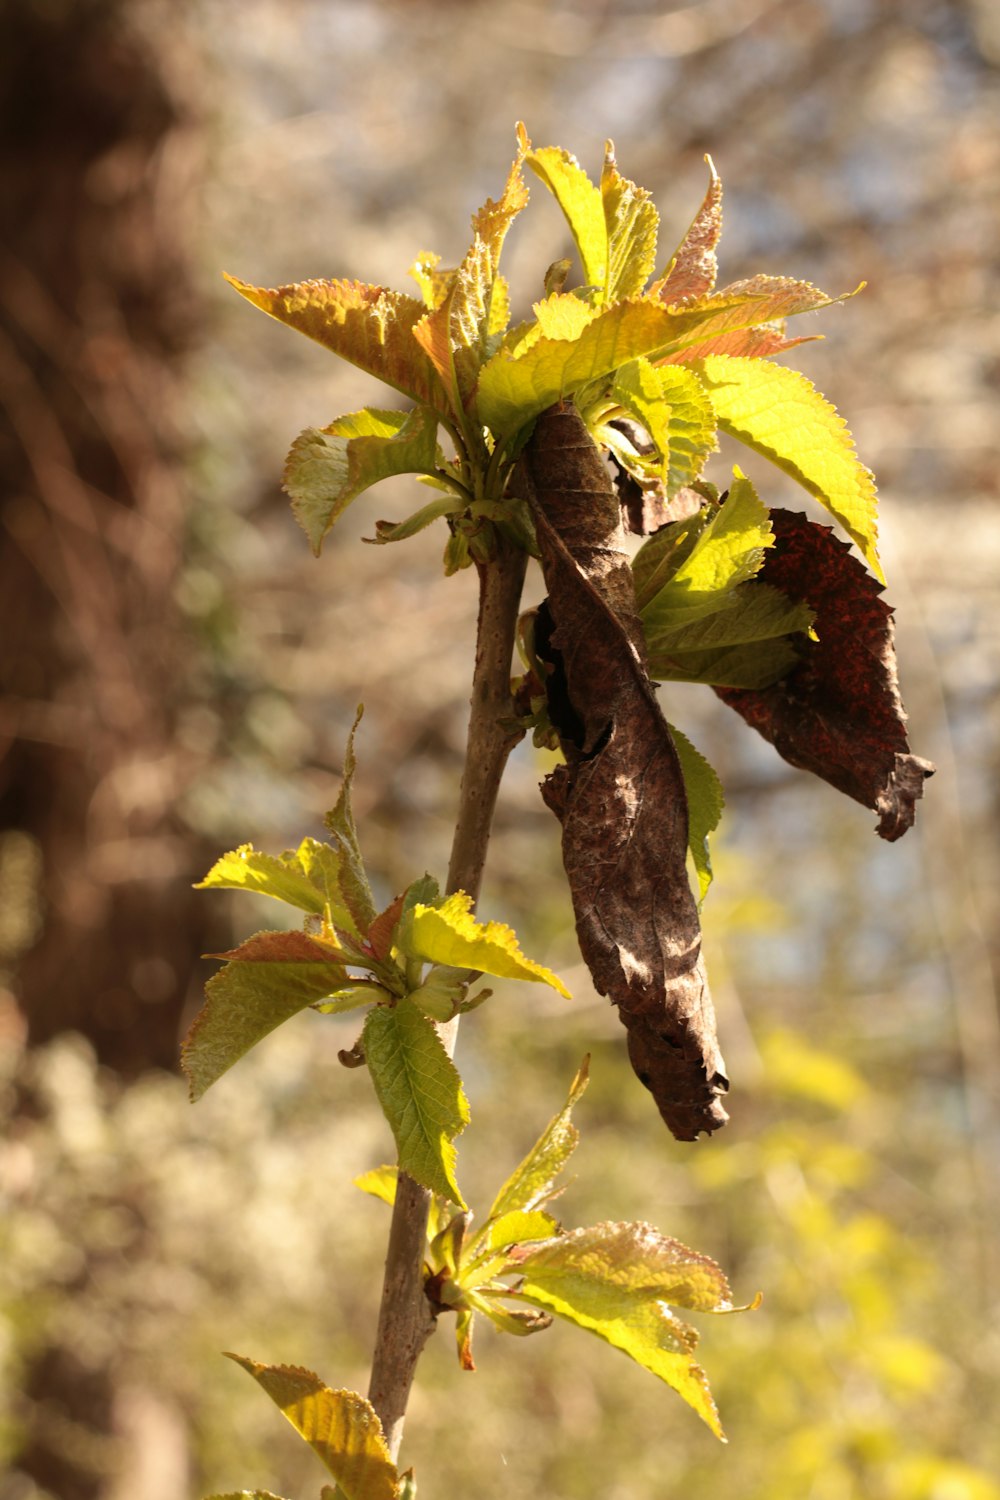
[0,0,219,1086]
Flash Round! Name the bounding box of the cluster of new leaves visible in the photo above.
[184,714,569,1207]
[224,127,932,1136]
[359,1060,747,1443]
[206,1066,749,1499]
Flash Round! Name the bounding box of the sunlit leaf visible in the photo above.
[479,284,836,438]
[399,891,570,997]
[602,142,659,301]
[653,155,722,303]
[284,406,440,555]
[182,930,356,1101]
[225,274,446,412]
[502,1221,733,1437]
[636,470,771,632]
[487,1057,589,1219]
[226,1357,399,1500]
[524,142,607,291]
[204,1492,290,1499]
[608,359,716,495]
[363,998,470,1206]
[196,838,350,924]
[409,249,454,310]
[414,138,528,406]
[669,725,724,903]
[693,354,882,580]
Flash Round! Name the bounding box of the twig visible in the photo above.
[367,535,527,1460]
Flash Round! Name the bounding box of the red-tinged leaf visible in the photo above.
[182,930,354,1101]
[367,894,405,963]
[661,324,819,363]
[653,155,722,303]
[715,510,934,838]
[520,403,729,1140]
[225,275,448,414]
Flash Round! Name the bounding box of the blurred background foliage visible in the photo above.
[1,0,998,1496]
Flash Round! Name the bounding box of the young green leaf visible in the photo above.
[635,470,771,631]
[692,354,883,581]
[479,283,833,438]
[226,1356,399,1500]
[601,143,659,303]
[524,141,608,292]
[644,578,814,688]
[182,930,356,1101]
[225,274,447,413]
[324,710,378,937]
[414,137,529,408]
[398,890,570,998]
[502,1222,733,1438]
[486,1056,589,1219]
[195,838,351,928]
[284,406,441,556]
[607,359,716,496]
[204,1492,291,1499]
[363,998,470,1206]
[368,493,464,545]
[668,725,725,904]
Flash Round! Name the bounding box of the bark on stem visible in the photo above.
[367,536,527,1460]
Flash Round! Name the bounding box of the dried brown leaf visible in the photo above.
[521,403,728,1139]
[715,509,934,839]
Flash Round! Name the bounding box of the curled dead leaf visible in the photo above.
[520,403,728,1140]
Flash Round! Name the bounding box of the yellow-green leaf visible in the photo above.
[608,359,716,495]
[400,891,570,998]
[669,724,724,904]
[284,406,440,555]
[503,1221,734,1438]
[195,838,348,923]
[225,274,447,413]
[487,1056,589,1219]
[226,1357,398,1500]
[601,142,659,302]
[363,998,470,1206]
[636,469,771,632]
[204,1492,290,1499]
[413,139,528,408]
[182,930,355,1101]
[694,354,883,580]
[354,1164,454,1241]
[524,143,607,291]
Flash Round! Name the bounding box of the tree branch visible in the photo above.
[367,535,527,1460]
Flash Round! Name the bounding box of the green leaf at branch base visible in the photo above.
[363,999,470,1206]
[226,1356,399,1500]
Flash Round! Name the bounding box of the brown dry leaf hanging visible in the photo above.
[520,402,729,1140]
[715,509,934,841]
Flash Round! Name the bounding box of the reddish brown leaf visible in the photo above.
[715,509,934,839]
[654,159,723,304]
[367,893,405,962]
[521,403,728,1140]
